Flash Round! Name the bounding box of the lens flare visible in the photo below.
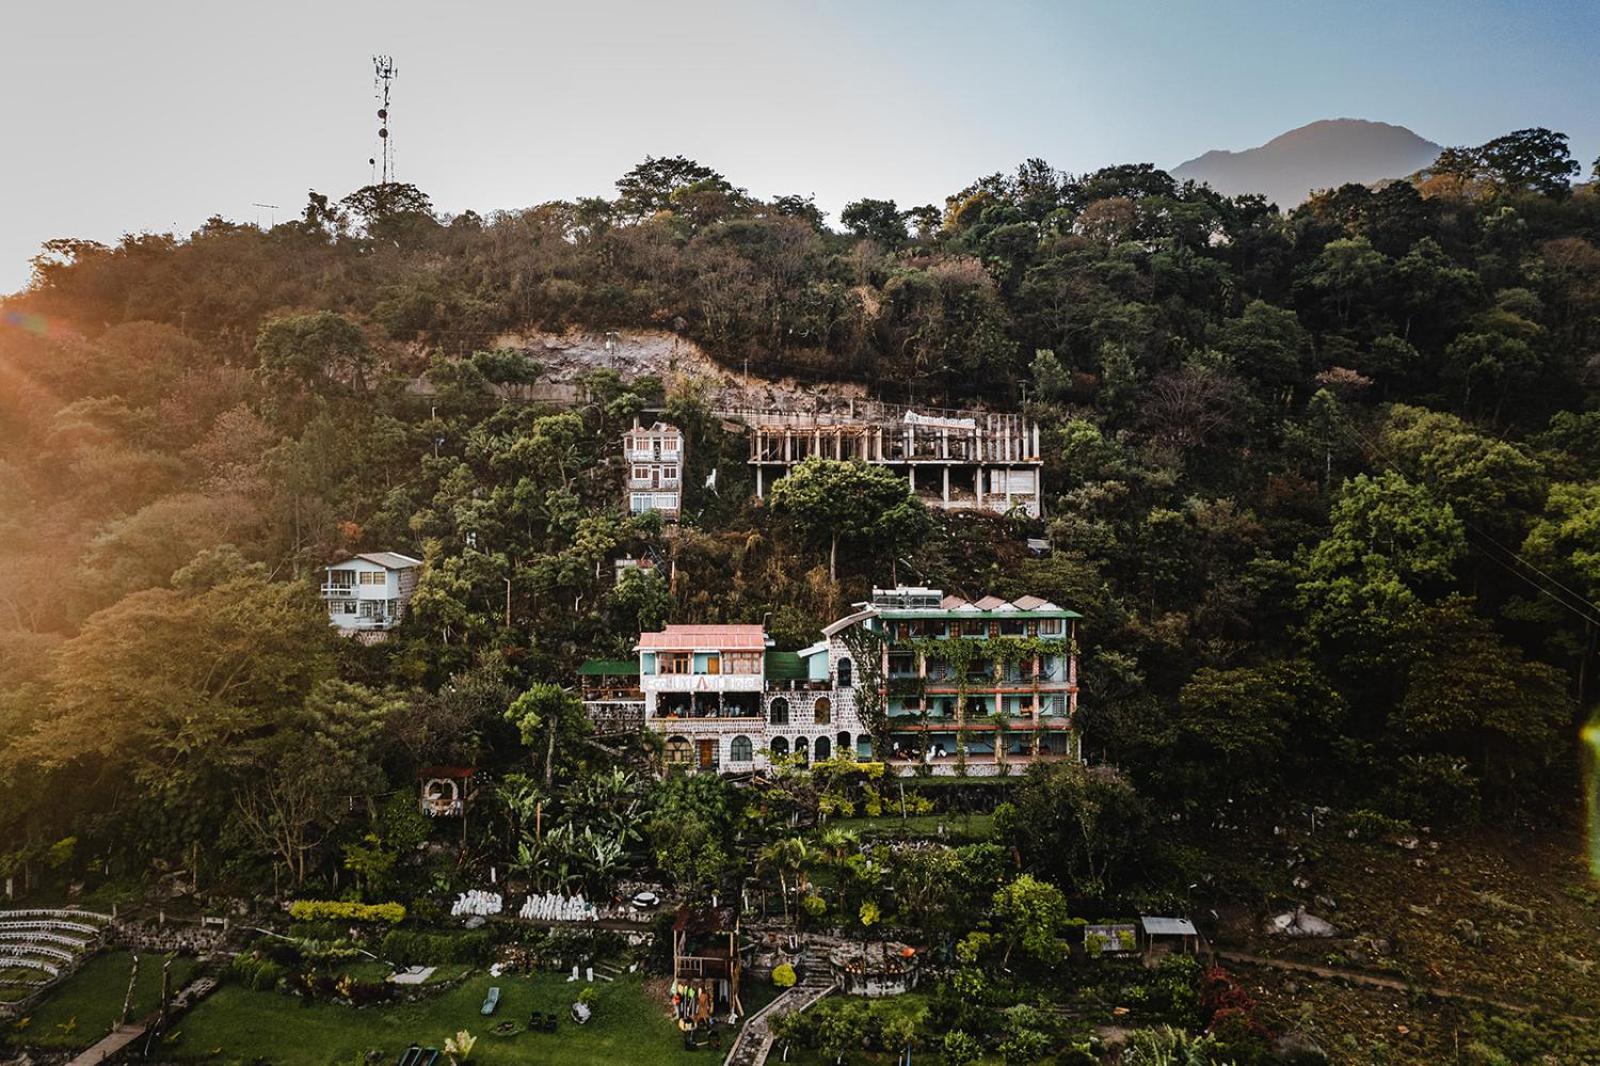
[1,309,74,338]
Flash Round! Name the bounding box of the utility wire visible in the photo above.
[1326,415,1600,629]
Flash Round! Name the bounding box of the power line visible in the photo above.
[1327,415,1600,629]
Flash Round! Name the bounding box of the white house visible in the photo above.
[320,552,423,639]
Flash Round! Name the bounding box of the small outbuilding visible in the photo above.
[1138,916,1201,963]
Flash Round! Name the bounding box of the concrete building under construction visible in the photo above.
[739,405,1044,518]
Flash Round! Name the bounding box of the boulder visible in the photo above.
[1265,905,1338,938]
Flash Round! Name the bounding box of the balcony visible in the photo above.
[337,615,399,631]
[645,673,763,693]
[321,585,357,598]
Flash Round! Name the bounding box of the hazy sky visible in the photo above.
[3,0,1596,294]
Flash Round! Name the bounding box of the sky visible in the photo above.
[2,0,1596,294]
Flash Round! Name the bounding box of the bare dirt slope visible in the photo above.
[491,328,871,412]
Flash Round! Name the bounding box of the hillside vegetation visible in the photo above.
[1,128,1599,1064]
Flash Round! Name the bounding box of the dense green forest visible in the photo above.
[2,127,1599,1063]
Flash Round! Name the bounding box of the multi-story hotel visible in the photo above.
[582,587,1079,776]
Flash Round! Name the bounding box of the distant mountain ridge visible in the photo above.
[1172,118,1442,209]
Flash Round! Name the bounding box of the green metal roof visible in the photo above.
[577,659,639,676]
[763,650,808,681]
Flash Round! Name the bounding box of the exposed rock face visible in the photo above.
[1173,119,1442,209]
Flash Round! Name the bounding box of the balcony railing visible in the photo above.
[321,585,357,598]
[645,673,763,693]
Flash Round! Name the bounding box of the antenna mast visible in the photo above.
[372,55,397,185]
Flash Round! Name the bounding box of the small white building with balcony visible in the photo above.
[321,552,422,640]
[624,420,684,519]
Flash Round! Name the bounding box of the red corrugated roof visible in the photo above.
[638,624,768,651]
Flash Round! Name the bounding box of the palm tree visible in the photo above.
[756,837,811,922]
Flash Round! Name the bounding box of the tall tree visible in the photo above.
[769,458,930,582]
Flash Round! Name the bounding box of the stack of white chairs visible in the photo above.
[517,892,598,923]
[449,889,503,917]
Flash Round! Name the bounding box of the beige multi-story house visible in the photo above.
[624,420,684,519]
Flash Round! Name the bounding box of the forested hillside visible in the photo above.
[2,126,1599,1063]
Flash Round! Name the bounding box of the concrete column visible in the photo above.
[783,431,791,463]
[942,466,950,503]
[940,429,949,459]
[755,465,764,498]
[908,466,916,492]
[976,466,985,509]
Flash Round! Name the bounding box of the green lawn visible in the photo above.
[163,971,721,1065]
[7,950,196,1050]
[334,961,475,985]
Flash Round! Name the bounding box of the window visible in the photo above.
[814,736,831,761]
[794,736,809,764]
[813,697,831,725]
[730,735,753,762]
[1037,618,1064,636]
[359,571,387,586]
[725,651,762,675]
[632,465,651,482]
[326,569,355,588]
[770,736,789,757]
[836,731,851,755]
[662,465,679,482]
[769,697,789,725]
[836,658,853,688]
[665,736,691,765]
[659,652,691,675]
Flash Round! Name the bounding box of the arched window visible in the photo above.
[836,730,851,756]
[769,696,789,726]
[857,733,872,758]
[813,696,831,725]
[814,735,831,761]
[794,736,809,764]
[770,736,789,758]
[730,735,753,762]
[665,736,691,765]
[837,657,853,688]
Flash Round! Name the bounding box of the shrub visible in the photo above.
[379,929,491,965]
[288,919,346,942]
[229,953,285,992]
[941,1030,982,1066]
[288,900,406,924]
[771,963,797,988]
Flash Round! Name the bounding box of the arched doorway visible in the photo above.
[769,696,789,725]
[665,735,691,766]
[770,736,789,758]
[814,735,832,761]
[794,736,809,764]
[837,657,853,688]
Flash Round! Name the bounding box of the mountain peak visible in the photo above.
[1173,119,1442,208]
